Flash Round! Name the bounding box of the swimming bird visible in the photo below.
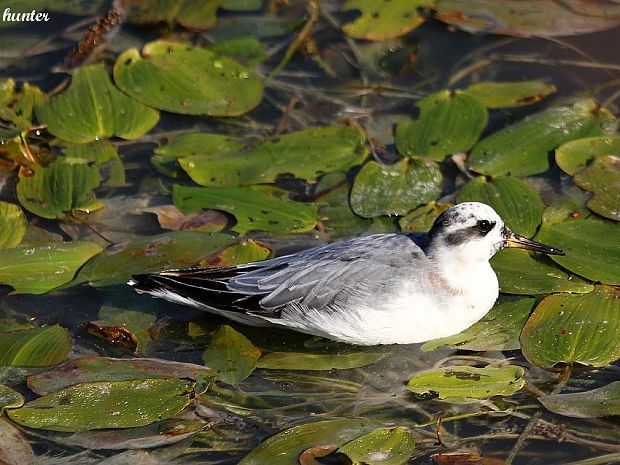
[129,202,563,345]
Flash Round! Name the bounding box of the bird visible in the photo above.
[128,202,564,346]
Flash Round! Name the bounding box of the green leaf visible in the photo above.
[350,158,443,218]
[124,0,224,29]
[536,219,620,285]
[207,37,268,68]
[0,385,24,412]
[34,63,159,143]
[0,79,43,130]
[521,285,620,368]
[239,418,378,465]
[177,127,367,187]
[173,185,319,234]
[0,241,102,294]
[457,176,544,238]
[7,378,195,432]
[223,0,262,11]
[0,325,71,367]
[202,325,261,385]
[540,381,620,418]
[114,40,263,116]
[399,201,451,232]
[468,98,617,176]
[16,157,103,219]
[491,249,593,295]
[202,239,271,267]
[464,81,556,108]
[406,365,526,401]
[89,306,157,354]
[555,135,620,175]
[62,140,125,187]
[341,0,430,40]
[0,201,26,248]
[573,156,620,221]
[338,427,415,465]
[28,357,216,395]
[256,352,387,370]
[395,90,487,160]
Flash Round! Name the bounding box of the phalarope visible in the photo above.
[129,202,563,345]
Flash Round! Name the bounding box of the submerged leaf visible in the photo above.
[338,427,415,465]
[256,352,386,370]
[124,0,224,29]
[540,381,620,418]
[203,325,261,385]
[0,384,24,412]
[464,81,556,108]
[0,325,71,367]
[342,0,430,40]
[62,140,125,187]
[0,201,26,248]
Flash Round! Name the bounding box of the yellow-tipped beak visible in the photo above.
[505,232,565,256]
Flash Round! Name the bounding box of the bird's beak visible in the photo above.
[504,232,565,256]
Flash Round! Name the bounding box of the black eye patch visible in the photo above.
[477,220,495,235]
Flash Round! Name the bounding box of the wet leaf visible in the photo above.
[223,0,262,11]
[85,306,157,353]
[200,239,271,267]
[124,0,224,29]
[35,63,159,143]
[0,384,24,412]
[202,325,261,385]
[173,185,319,234]
[406,365,526,401]
[256,351,387,370]
[573,156,620,221]
[239,418,378,465]
[28,357,216,395]
[395,90,487,160]
[521,285,620,368]
[0,201,26,248]
[555,135,620,175]
[421,296,536,352]
[464,81,556,108]
[0,241,102,294]
[144,205,228,232]
[341,0,430,40]
[0,417,35,465]
[338,427,415,465]
[114,40,263,116]
[62,140,125,187]
[177,127,367,187]
[540,381,620,418]
[7,378,195,432]
[491,249,593,295]
[536,218,620,285]
[468,99,617,176]
[457,176,544,238]
[300,445,339,465]
[207,37,268,68]
[0,325,71,367]
[399,201,451,232]
[350,158,443,218]
[0,319,33,333]
[0,79,43,130]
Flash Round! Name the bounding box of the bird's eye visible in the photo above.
[477,220,495,234]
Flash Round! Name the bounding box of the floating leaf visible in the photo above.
[0,201,26,248]
[207,37,268,68]
[35,64,158,143]
[85,306,157,354]
[536,219,620,285]
[62,140,125,187]
[556,135,620,175]
[457,176,544,237]
[201,239,271,267]
[0,79,43,130]
[399,201,451,232]
[338,427,415,465]
[124,0,223,29]
[464,81,556,108]
[573,156,620,221]
[0,325,71,367]
[173,185,319,234]
[177,127,367,187]
[0,384,24,412]
[114,40,263,116]
[468,99,617,176]
[521,286,620,368]
[350,159,443,218]
[540,382,620,418]
[395,90,487,160]
[0,417,35,465]
[0,241,102,294]
[143,205,228,232]
[406,365,526,401]
[491,249,593,295]
[7,378,195,432]
[341,0,430,40]
[239,418,378,465]
[203,325,261,385]
[256,351,386,370]
[28,357,216,395]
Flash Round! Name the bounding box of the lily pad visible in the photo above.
[62,140,125,187]
[0,325,71,367]
[464,81,556,108]
[491,249,593,295]
[399,201,451,232]
[406,365,526,401]
[256,351,386,370]
[341,0,430,40]
[124,0,223,30]
[202,325,261,385]
[0,201,26,248]
[350,158,443,218]
[0,385,24,412]
[457,176,544,238]
[338,427,415,465]
[395,90,487,160]
[35,64,159,143]
[555,135,620,175]
[540,381,620,418]
[173,185,319,234]
[468,98,617,176]
[573,156,619,221]
[521,285,620,368]
[200,239,271,267]
[28,357,216,395]
[177,127,367,187]
[0,241,102,294]
[114,40,263,116]
[7,378,195,432]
